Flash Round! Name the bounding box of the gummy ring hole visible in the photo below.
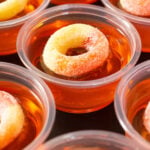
[66,47,88,56]
[0,0,6,2]
[55,36,94,56]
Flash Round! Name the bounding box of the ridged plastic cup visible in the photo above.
[101,0,150,53]
[0,62,55,150]
[0,0,49,55]
[115,60,150,149]
[37,130,141,150]
[17,4,141,113]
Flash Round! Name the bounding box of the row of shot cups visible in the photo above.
[0,1,150,150]
[1,0,150,55]
[0,0,100,55]
[1,57,149,149]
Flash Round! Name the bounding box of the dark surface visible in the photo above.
[0,0,150,142]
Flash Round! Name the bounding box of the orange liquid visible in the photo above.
[28,18,131,113]
[0,0,43,55]
[110,0,150,52]
[127,79,150,141]
[0,81,44,149]
[50,0,97,5]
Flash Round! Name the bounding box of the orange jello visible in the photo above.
[0,81,43,149]
[102,0,150,52]
[0,0,49,55]
[17,5,141,113]
[114,60,150,149]
[127,79,150,142]
[0,62,55,149]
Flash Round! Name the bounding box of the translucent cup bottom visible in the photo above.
[38,130,141,150]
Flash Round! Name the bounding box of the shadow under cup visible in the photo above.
[0,0,49,55]
[17,4,141,113]
[0,62,55,149]
[115,60,150,149]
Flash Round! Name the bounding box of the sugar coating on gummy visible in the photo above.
[119,0,150,16]
[143,101,150,133]
[0,91,24,149]
[0,0,28,20]
[41,23,109,77]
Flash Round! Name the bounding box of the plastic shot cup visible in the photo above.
[0,0,49,55]
[50,0,98,5]
[101,0,150,53]
[115,60,150,149]
[37,130,141,150]
[0,62,55,150]
[17,4,141,114]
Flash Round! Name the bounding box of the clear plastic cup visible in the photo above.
[101,0,150,53]
[0,62,56,150]
[0,0,49,55]
[17,4,141,113]
[115,60,150,149]
[50,0,98,5]
[37,130,141,150]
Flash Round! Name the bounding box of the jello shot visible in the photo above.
[115,60,150,149]
[0,62,55,149]
[0,0,49,55]
[37,130,141,150]
[101,0,150,53]
[50,0,97,5]
[17,4,141,113]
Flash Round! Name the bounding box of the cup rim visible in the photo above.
[114,60,150,149]
[17,4,141,88]
[0,62,56,150]
[101,0,150,25]
[0,0,49,28]
[39,130,140,149]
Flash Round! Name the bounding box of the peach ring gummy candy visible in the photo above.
[0,91,24,149]
[41,23,109,77]
[143,101,150,134]
[119,0,150,17]
[0,0,28,20]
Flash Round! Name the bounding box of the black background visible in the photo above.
[0,0,150,142]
